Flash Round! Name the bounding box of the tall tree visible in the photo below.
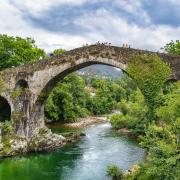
[0,34,45,70]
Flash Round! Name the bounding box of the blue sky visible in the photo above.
[0,0,180,52]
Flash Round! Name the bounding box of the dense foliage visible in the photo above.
[128,83,180,180]
[163,40,180,55]
[106,165,123,180]
[109,54,179,179]
[127,54,171,119]
[0,34,45,70]
[110,90,148,135]
[45,74,133,122]
[52,48,66,55]
[45,73,90,122]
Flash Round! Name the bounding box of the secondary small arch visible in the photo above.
[0,96,11,122]
[15,79,29,90]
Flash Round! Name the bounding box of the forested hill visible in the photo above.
[78,64,123,78]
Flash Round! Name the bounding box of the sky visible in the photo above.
[0,0,180,52]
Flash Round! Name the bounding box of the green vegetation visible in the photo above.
[110,90,148,135]
[127,54,171,119]
[163,40,180,55]
[44,71,136,123]
[45,73,90,122]
[106,165,123,180]
[2,120,13,134]
[52,48,66,55]
[109,54,179,179]
[0,34,45,70]
[0,75,5,94]
[45,73,129,122]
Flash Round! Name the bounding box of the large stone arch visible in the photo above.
[30,57,127,134]
[0,44,179,138]
[37,57,127,102]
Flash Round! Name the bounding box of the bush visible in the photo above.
[106,165,123,180]
[109,114,130,129]
[2,121,12,135]
[116,101,129,115]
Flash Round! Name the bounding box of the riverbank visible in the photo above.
[0,116,105,158]
[58,116,106,128]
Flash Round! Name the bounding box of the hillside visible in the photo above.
[78,64,123,78]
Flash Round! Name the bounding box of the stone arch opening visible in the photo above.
[37,60,127,104]
[0,96,11,122]
[31,60,132,127]
[15,79,29,90]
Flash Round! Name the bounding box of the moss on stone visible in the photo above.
[11,111,23,123]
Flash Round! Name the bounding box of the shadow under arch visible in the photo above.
[15,79,29,90]
[0,96,11,122]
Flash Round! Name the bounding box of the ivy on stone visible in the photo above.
[127,54,171,119]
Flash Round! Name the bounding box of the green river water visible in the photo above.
[0,122,145,180]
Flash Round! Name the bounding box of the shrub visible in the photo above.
[2,120,12,135]
[109,114,130,129]
[106,165,123,180]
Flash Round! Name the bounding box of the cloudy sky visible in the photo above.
[0,0,180,52]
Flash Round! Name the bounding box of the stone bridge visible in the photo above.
[0,44,180,138]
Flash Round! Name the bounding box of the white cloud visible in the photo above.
[168,0,180,5]
[75,9,180,50]
[9,0,87,16]
[114,0,151,24]
[0,0,179,53]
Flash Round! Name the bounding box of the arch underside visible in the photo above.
[36,57,127,103]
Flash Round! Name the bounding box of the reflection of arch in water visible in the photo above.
[0,96,11,122]
[15,79,29,89]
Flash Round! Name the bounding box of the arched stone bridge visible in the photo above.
[1,44,180,138]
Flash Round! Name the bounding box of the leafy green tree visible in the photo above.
[114,74,137,100]
[163,40,180,55]
[127,54,171,119]
[87,78,118,115]
[0,34,45,70]
[52,48,65,55]
[109,89,148,134]
[45,73,90,122]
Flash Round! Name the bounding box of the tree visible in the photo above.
[163,40,180,55]
[127,54,171,119]
[45,73,90,122]
[52,48,65,55]
[0,34,45,70]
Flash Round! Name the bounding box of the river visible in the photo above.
[0,122,145,180]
